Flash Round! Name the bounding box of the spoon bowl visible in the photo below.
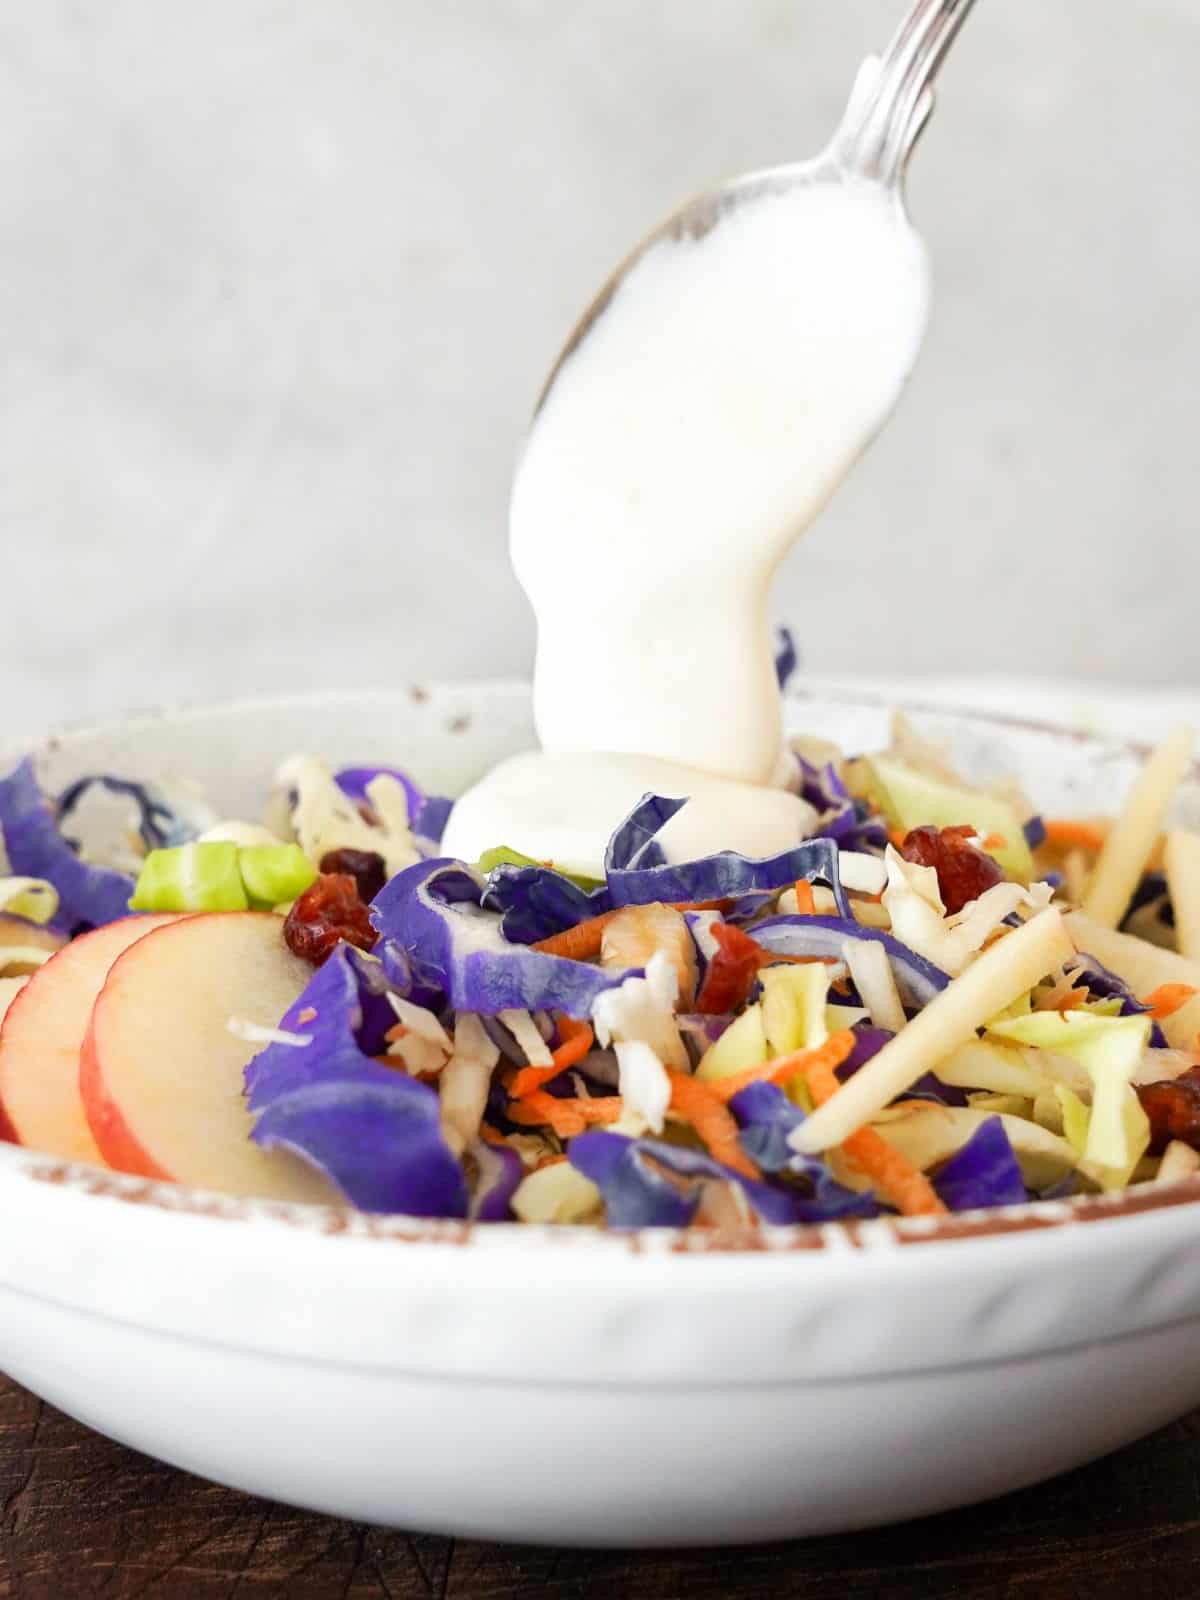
[538,0,978,413]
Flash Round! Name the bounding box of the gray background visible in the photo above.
[5,1,1200,734]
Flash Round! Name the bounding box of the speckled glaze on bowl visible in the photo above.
[2,683,1200,1547]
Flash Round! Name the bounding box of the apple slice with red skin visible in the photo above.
[0,913,180,1160]
[81,912,339,1203]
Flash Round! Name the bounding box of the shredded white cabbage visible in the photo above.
[274,754,420,878]
[841,938,905,1033]
[498,1007,554,1067]
[439,1012,500,1155]
[592,950,687,1071]
[386,992,453,1050]
[613,1037,672,1134]
[882,846,1053,976]
[225,1017,313,1048]
[0,877,58,926]
[837,851,888,896]
[389,1032,449,1077]
[0,946,55,975]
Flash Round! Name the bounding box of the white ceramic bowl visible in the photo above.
[3,683,1200,1548]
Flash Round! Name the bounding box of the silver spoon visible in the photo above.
[537,0,978,411]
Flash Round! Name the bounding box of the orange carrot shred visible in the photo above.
[529,910,621,962]
[1144,983,1198,1021]
[1054,989,1087,1013]
[665,1075,760,1181]
[479,1124,509,1149]
[1042,819,1109,853]
[793,879,816,915]
[531,899,730,961]
[383,1022,408,1042]
[507,1091,624,1140]
[981,832,1007,851]
[703,1030,857,1104]
[888,828,908,850]
[535,1153,568,1170]
[511,1021,596,1099]
[805,1056,946,1218]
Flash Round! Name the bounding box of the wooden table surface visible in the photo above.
[2,1376,1199,1599]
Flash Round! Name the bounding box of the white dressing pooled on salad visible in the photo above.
[446,176,930,864]
[443,750,817,877]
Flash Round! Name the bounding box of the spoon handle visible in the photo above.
[833,0,978,186]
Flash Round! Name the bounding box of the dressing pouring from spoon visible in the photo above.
[444,0,980,876]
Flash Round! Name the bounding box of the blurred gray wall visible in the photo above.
[5,1,1200,732]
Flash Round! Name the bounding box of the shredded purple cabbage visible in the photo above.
[793,758,888,855]
[244,944,395,1112]
[1023,815,1047,850]
[252,1078,468,1216]
[604,794,851,916]
[480,863,607,944]
[334,764,452,847]
[469,1139,524,1222]
[729,1082,879,1220]
[413,794,454,847]
[1070,949,1166,1046]
[371,859,636,1017]
[334,764,423,824]
[833,1024,966,1106]
[244,944,466,1216]
[774,626,799,691]
[752,914,949,1008]
[0,757,135,932]
[567,1131,815,1227]
[932,1117,1026,1210]
[57,773,199,852]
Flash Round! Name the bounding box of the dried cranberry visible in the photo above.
[283,873,377,966]
[899,824,1005,914]
[319,847,387,903]
[695,923,765,1014]
[1137,1069,1200,1155]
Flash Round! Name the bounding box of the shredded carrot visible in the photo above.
[981,832,1007,852]
[704,1030,858,1104]
[1144,983,1198,1021]
[531,899,730,962]
[511,1020,596,1099]
[888,828,908,850]
[666,1074,761,1180]
[297,1006,317,1024]
[1054,989,1087,1013]
[529,909,622,962]
[535,1152,568,1170]
[793,879,816,915]
[383,1022,408,1042]
[805,1056,946,1218]
[507,1091,624,1140]
[1043,819,1109,853]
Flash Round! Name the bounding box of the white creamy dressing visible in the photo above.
[443,750,818,878]
[442,173,931,874]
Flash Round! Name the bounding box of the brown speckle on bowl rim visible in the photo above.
[22,1157,1200,1256]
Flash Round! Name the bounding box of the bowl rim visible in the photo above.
[6,679,1196,1258]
